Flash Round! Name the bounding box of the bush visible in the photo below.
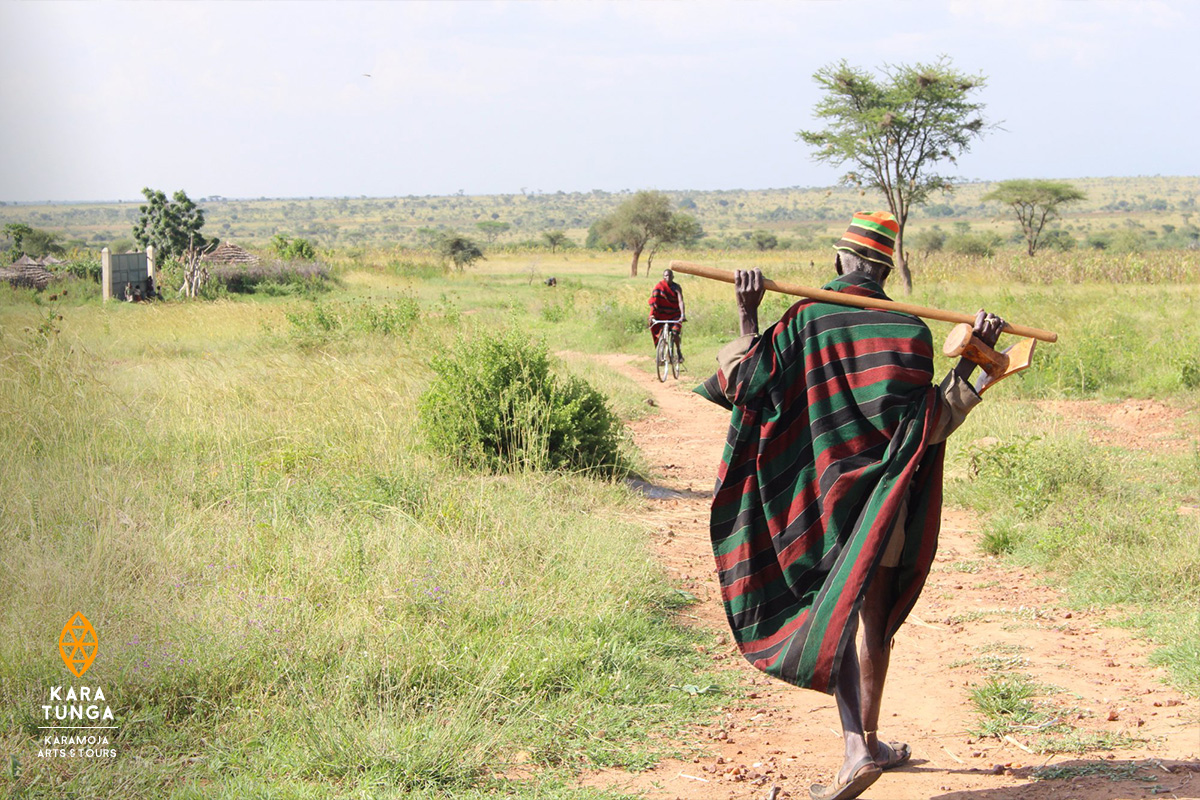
[751,230,778,251]
[62,256,102,282]
[593,299,648,348]
[1109,229,1147,254]
[418,331,623,474]
[911,227,946,255]
[1040,228,1076,252]
[271,234,317,260]
[946,231,1004,257]
[437,235,485,271]
[211,260,333,294]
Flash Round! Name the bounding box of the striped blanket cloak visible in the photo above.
[649,279,683,345]
[695,272,946,694]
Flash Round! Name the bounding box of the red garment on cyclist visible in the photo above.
[648,278,683,345]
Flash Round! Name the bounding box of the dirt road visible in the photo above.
[584,354,1198,800]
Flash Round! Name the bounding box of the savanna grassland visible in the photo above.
[1,233,1198,798]
[3,175,1198,252]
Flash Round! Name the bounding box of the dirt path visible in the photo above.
[584,354,1199,800]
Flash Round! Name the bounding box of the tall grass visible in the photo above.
[2,245,1197,798]
[0,305,722,798]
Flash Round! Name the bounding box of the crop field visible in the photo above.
[1,243,1198,798]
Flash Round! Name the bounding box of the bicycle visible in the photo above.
[650,318,683,382]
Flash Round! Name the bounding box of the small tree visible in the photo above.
[1040,228,1076,252]
[592,190,674,277]
[3,222,32,255]
[438,234,485,271]
[132,188,208,262]
[751,230,779,251]
[14,228,64,258]
[476,220,511,243]
[542,230,570,253]
[983,179,1086,256]
[271,233,316,260]
[798,57,992,292]
[911,227,946,257]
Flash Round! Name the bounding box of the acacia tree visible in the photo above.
[475,220,511,243]
[644,213,702,273]
[132,188,208,262]
[437,234,485,271]
[542,230,569,252]
[592,190,673,277]
[983,179,1085,256]
[798,57,992,292]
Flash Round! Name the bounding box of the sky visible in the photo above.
[1,0,1197,203]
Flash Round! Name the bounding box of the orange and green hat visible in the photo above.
[833,211,899,270]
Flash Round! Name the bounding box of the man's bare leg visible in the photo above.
[832,620,874,783]
[859,565,900,764]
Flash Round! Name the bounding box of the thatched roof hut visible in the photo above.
[1,255,54,289]
[201,241,261,266]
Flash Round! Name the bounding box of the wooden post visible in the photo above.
[101,247,111,303]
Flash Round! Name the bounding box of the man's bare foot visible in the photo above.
[872,740,911,770]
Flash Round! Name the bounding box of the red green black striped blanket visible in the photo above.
[695,272,946,693]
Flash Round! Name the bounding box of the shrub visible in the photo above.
[271,233,317,260]
[436,235,485,271]
[911,227,946,255]
[1109,229,1147,254]
[62,256,102,282]
[211,260,333,294]
[593,299,647,348]
[751,230,778,251]
[541,292,574,323]
[1179,356,1200,389]
[418,331,622,474]
[1040,228,1076,252]
[946,231,1004,257]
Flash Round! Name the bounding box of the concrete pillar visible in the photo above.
[101,247,111,303]
[146,244,155,279]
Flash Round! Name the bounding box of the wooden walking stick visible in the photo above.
[669,260,1057,394]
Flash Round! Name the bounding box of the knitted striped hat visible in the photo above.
[833,211,899,270]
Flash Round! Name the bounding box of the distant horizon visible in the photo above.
[4,173,1196,207]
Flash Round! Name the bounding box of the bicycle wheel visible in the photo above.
[670,334,681,379]
[655,335,668,382]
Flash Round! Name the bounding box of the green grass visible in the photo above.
[968,673,1137,755]
[1031,762,1146,782]
[2,244,1198,796]
[945,406,1200,693]
[0,297,729,798]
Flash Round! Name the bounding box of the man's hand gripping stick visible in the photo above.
[669,259,1056,394]
[943,323,1036,395]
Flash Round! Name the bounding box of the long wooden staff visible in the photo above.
[668,260,1058,343]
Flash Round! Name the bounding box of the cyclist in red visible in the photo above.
[648,268,686,361]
